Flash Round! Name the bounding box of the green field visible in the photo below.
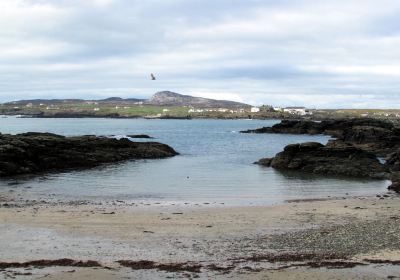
[1,102,400,120]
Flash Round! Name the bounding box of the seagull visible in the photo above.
[150,73,156,80]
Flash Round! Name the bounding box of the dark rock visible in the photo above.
[388,171,400,193]
[386,150,400,171]
[126,134,153,139]
[388,182,400,193]
[386,152,400,192]
[254,157,273,166]
[242,118,400,156]
[0,132,178,177]
[256,140,388,179]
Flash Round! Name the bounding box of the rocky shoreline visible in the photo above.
[244,118,400,191]
[256,140,389,179]
[0,132,178,177]
[242,118,400,156]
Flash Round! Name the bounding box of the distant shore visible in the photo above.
[0,112,284,120]
[2,111,400,122]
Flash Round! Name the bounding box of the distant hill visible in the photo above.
[146,91,250,108]
[6,97,145,105]
[5,91,250,108]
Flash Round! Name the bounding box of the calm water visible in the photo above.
[0,117,390,205]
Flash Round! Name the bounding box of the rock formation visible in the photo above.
[256,141,388,180]
[0,132,178,177]
[242,118,400,156]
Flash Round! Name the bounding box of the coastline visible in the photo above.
[1,193,400,279]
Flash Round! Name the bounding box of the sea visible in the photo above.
[0,117,390,206]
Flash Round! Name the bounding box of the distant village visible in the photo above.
[4,100,400,120]
[16,101,313,115]
[16,102,315,117]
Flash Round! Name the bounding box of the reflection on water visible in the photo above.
[0,117,390,205]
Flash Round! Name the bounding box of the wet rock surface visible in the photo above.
[126,134,153,139]
[387,150,400,172]
[242,118,400,156]
[256,140,389,179]
[388,170,400,193]
[0,132,178,177]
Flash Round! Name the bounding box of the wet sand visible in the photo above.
[0,194,400,279]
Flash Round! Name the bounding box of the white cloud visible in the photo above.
[0,0,400,108]
[299,65,400,76]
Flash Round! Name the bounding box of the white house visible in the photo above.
[163,108,170,112]
[251,107,260,113]
[188,108,205,113]
[284,107,308,115]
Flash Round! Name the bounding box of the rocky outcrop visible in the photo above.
[388,177,400,193]
[386,150,400,192]
[242,118,400,156]
[0,132,178,177]
[256,141,388,179]
[126,134,153,139]
[386,150,400,172]
[242,120,326,135]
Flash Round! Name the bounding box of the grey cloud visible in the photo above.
[0,0,400,108]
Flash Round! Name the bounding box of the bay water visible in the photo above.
[0,117,389,206]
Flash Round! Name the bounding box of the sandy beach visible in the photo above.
[1,193,400,279]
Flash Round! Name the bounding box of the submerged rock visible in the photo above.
[0,132,178,177]
[256,140,388,179]
[242,118,400,156]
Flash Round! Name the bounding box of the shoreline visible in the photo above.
[1,193,400,279]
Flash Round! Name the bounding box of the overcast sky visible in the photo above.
[1,0,400,108]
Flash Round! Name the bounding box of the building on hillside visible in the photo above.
[188,108,205,113]
[46,106,60,110]
[163,108,170,113]
[251,107,260,113]
[283,107,312,116]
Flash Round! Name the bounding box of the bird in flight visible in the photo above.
[150,73,156,80]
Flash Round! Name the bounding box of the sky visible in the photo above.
[1,0,400,108]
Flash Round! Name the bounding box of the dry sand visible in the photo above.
[0,194,400,279]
